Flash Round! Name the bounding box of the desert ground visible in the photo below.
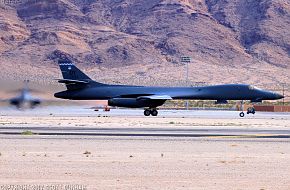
[0,107,290,190]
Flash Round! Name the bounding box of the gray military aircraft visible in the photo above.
[1,80,42,109]
[54,59,284,117]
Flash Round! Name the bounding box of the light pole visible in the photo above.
[181,56,191,110]
[282,83,285,106]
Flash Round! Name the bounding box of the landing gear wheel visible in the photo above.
[239,112,245,117]
[144,109,151,116]
[151,109,158,116]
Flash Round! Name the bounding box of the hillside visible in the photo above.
[0,0,289,92]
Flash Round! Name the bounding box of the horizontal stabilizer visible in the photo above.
[56,79,90,84]
[137,95,172,100]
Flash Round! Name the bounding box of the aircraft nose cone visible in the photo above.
[275,93,284,100]
[276,93,284,99]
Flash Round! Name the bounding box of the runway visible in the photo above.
[0,126,290,138]
[1,106,290,119]
[0,106,290,139]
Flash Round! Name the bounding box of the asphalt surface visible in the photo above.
[0,106,289,139]
[0,126,290,138]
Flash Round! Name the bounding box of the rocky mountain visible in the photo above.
[0,0,289,92]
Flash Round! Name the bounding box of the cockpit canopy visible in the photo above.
[248,85,261,90]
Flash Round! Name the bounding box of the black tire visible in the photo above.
[144,109,151,116]
[239,112,245,117]
[151,109,158,116]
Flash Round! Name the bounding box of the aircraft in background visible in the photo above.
[54,59,284,117]
[1,80,42,109]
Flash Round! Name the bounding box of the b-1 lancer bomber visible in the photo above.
[54,60,284,117]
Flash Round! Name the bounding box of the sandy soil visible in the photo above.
[0,136,290,190]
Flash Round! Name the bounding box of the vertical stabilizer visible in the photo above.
[57,59,106,90]
[58,59,91,81]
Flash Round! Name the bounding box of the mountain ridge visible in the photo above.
[0,0,289,90]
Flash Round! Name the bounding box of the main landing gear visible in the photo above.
[144,108,158,116]
[239,100,245,118]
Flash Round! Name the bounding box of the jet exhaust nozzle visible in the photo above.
[54,91,71,99]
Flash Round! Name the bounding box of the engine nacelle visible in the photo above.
[108,98,166,108]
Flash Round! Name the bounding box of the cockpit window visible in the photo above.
[249,85,255,90]
[248,85,261,90]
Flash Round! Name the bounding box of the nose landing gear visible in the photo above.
[239,100,256,117]
[239,100,245,117]
[144,108,158,116]
[239,112,245,117]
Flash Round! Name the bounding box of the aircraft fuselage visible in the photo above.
[55,84,282,101]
